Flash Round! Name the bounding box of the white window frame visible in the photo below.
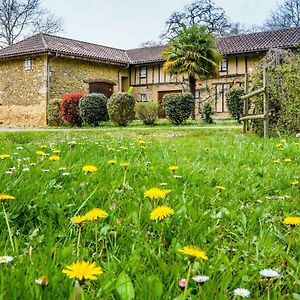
[140,93,148,102]
[24,58,32,71]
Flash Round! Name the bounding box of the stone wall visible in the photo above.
[0,56,47,127]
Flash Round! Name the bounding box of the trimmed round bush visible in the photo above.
[163,93,195,125]
[60,93,84,126]
[135,102,158,125]
[226,88,244,123]
[48,99,63,126]
[79,93,109,126]
[107,92,135,126]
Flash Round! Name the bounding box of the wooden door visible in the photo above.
[89,82,114,98]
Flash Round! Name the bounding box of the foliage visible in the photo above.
[0,128,299,299]
[60,93,84,127]
[163,93,195,124]
[135,102,158,125]
[201,102,214,124]
[79,93,109,126]
[107,92,135,126]
[47,99,63,127]
[251,49,300,136]
[226,87,244,123]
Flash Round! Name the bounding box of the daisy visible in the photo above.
[234,288,251,298]
[192,275,210,283]
[259,269,280,278]
[0,256,13,263]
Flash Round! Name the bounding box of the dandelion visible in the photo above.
[52,150,61,154]
[179,246,208,260]
[169,165,179,173]
[259,269,280,278]
[233,288,251,298]
[71,215,87,224]
[272,160,280,164]
[215,185,225,191]
[84,208,108,221]
[120,162,129,168]
[49,155,60,161]
[0,256,13,263]
[108,160,117,165]
[40,145,48,149]
[192,275,209,283]
[150,206,174,221]
[35,276,49,286]
[0,154,10,160]
[36,151,46,156]
[108,147,116,152]
[276,143,284,148]
[144,187,171,200]
[62,261,103,282]
[0,194,15,202]
[291,180,299,186]
[82,165,97,173]
[284,158,292,162]
[283,216,300,226]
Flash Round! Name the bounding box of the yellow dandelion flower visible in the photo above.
[139,140,146,145]
[49,155,60,161]
[144,187,171,200]
[52,150,61,154]
[291,180,299,186]
[120,162,129,168]
[215,185,225,191]
[179,246,208,260]
[36,151,46,156]
[0,154,10,160]
[276,143,284,148]
[62,261,103,281]
[273,160,280,164]
[84,208,108,221]
[283,216,300,225]
[0,194,15,202]
[40,145,48,149]
[71,215,87,224]
[82,165,97,173]
[108,160,117,165]
[150,205,174,221]
[108,147,116,152]
[169,165,179,172]
[284,158,292,162]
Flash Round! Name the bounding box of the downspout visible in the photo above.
[45,52,56,125]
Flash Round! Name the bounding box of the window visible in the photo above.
[219,59,228,72]
[24,58,32,71]
[195,90,200,99]
[140,93,147,102]
[140,66,147,79]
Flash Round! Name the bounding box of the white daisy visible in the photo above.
[259,269,280,278]
[234,288,251,298]
[192,275,210,283]
[0,256,13,264]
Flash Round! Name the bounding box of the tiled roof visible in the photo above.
[1,27,300,64]
[0,33,130,65]
[126,45,167,64]
[217,26,300,55]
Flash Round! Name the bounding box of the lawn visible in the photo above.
[0,127,299,299]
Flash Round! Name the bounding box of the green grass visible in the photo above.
[0,128,299,299]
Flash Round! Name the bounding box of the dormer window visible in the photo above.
[219,58,227,72]
[24,58,32,71]
[140,66,147,79]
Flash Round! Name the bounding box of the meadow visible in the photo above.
[0,127,299,299]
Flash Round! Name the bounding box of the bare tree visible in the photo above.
[139,40,164,48]
[265,0,300,29]
[161,0,232,40]
[0,0,63,47]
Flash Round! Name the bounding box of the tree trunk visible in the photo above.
[189,75,196,119]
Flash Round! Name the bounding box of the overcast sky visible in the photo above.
[43,0,278,49]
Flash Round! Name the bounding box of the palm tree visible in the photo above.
[163,25,221,117]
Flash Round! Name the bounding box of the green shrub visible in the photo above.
[107,92,135,126]
[163,93,195,125]
[135,102,158,125]
[201,102,214,124]
[79,93,109,126]
[47,99,63,126]
[251,49,300,136]
[226,88,244,123]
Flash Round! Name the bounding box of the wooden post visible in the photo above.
[263,67,269,138]
[243,73,249,133]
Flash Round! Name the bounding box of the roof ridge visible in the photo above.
[127,45,167,52]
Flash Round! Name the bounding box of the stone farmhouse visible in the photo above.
[1,26,300,127]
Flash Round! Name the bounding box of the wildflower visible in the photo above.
[276,143,284,148]
[259,269,280,278]
[49,155,60,161]
[284,158,292,162]
[0,154,10,160]
[192,275,210,283]
[108,160,117,165]
[215,185,225,191]
[42,169,50,172]
[52,150,61,154]
[0,256,13,263]
[35,276,49,286]
[283,216,300,225]
[178,246,208,260]
[291,180,299,186]
[40,145,48,149]
[169,165,179,172]
[82,165,97,173]
[62,172,70,176]
[0,194,15,202]
[71,215,87,224]
[150,206,174,221]
[139,140,146,145]
[84,208,108,221]
[62,261,103,282]
[120,146,128,151]
[108,147,116,152]
[272,160,280,164]
[36,151,46,156]
[144,187,171,200]
[23,167,30,172]
[68,141,77,147]
[179,279,187,290]
[233,288,251,298]
[120,162,129,168]
[59,167,67,171]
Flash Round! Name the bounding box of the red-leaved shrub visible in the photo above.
[60,93,84,126]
